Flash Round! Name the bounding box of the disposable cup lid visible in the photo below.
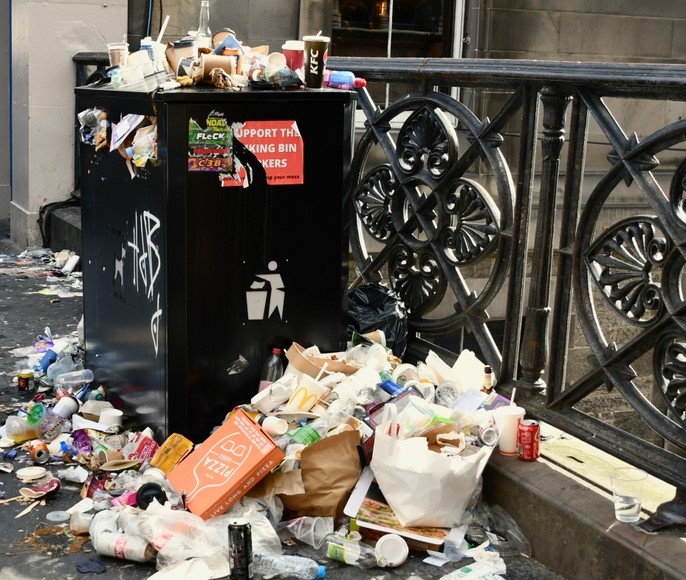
[46,510,71,522]
[375,533,409,567]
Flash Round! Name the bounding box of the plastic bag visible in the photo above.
[136,501,227,571]
[347,283,408,357]
[467,501,531,557]
[214,499,283,556]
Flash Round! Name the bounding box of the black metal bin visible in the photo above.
[75,76,356,442]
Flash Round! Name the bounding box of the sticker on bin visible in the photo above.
[221,120,304,187]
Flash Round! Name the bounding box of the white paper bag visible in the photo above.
[370,404,492,528]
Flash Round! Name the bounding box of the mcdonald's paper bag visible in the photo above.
[370,405,492,527]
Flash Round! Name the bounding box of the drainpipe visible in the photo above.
[127,0,153,52]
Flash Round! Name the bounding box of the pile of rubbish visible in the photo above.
[101,5,364,92]
[0,312,533,579]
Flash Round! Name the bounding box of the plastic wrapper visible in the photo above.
[347,283,408,357]
[467,501,531,557]
[137,501,227,571]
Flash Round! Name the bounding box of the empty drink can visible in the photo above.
[517,419,540,461]
[18,369,33,392]
[30,441,50,464]
[229,519,253,579]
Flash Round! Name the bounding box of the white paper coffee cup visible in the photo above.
[100,408,124,427]
[493,405,525,455]
[259,415,289,436]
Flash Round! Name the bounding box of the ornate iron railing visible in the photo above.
[328,56,686,529]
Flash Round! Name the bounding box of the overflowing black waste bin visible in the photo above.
[75,76,355,441]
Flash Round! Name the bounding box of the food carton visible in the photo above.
[167,408,285,519]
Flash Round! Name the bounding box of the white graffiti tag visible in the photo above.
[124,210,163,356]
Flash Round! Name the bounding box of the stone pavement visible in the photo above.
[0,219,566,579]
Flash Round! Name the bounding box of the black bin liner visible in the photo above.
[347,283,408,358]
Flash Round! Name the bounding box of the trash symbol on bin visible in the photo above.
[246,260,284,320]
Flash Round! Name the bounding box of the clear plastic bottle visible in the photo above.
[196,0,212,49]
[55,369,94,388]
[323,532,386,569]
[47,355,79,382]
[283,406,353,448]
[258,348,284,392]
[252,553,326,579]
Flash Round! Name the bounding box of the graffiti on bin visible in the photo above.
[113,209,163,356]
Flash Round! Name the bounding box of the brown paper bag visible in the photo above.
[255,430,361,520]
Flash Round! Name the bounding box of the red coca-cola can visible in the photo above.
[517,419,540,461]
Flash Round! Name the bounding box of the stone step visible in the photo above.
[48,204,81,254]
[483,423,685,580]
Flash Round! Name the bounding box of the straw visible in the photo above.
[510,388,517,406]
[315,362,328,382]
[156,15,170,44]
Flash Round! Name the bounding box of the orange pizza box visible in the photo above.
[167,408,285,520]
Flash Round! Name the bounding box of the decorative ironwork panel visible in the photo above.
[349,91,515,340]
[569,90,686,451]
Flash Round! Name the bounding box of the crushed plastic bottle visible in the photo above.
[322,532,387,569]
[253,553,326,579]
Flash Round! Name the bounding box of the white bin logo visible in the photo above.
[246,260,285,320]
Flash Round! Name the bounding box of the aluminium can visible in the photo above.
[517,419,540,461]
[29,440,50,464]
[228,519,253,579]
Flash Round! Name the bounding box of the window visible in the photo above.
[332,0,457,103]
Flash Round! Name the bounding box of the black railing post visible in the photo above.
[547,95,589,404]
[517,86,571,393]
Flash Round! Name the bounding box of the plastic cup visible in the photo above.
[70,511,93,535]
[280,516,333,548]
[610,467,647,523]
[107,42,129,67]
[251,380,292,414]
[492,405,525,456]
[303,35,330,89]
[282,40,305,71]
[5,415,38,443]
